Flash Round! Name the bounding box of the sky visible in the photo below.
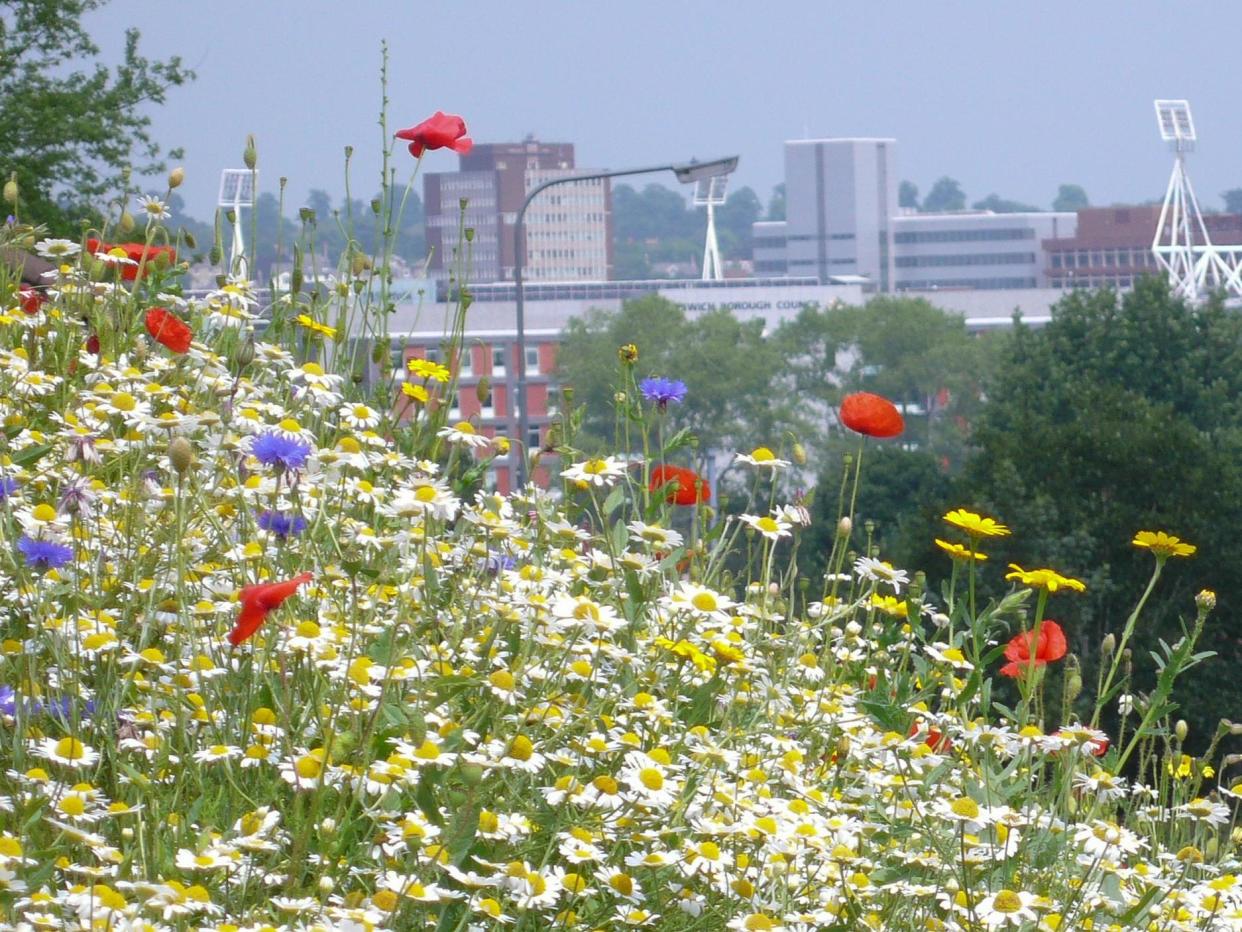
[89,0,1242,221]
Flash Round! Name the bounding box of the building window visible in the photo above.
[527,426,542,451]
[479,388,494,419]
[1051,253,1062,269]
[458,348,473,377]
[492,346,506,377]
[525,346,540,375]
[447,393,461,422]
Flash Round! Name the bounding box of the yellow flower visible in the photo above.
[870,594,908,618]
[294,314,336,338]
[408,358,451,382]
[943,508,1010,538]
[934,538,987,561]
[401,382,429,403]
[1005,564,1086,594]
[1132,530,1196,559]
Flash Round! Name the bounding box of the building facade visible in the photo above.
[423,140,612,284]
[893,211,1076,291]
[762,138,897,290]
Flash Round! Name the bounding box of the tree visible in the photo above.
[960,278,1242,748]
[972,194,1039,213]
[556,295,790,458]
[922,177,967,213]
[1052,184,1089,211]
[767,183,786,221]
[713,186,762,259]
[1222,188,1242,215]
[0,0,194,231]
[898,180,920,210]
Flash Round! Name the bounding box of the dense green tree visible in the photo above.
[898,180,920,210]
[922,177,967,213]
[556,295,790,459]
[1222,188,1242,214]
[972,194,1040,213]
[960,279,1242,747]
[0,0,193,231]
[767,183,786,221]
[1052,183,1089,211]
[714,186,762,258]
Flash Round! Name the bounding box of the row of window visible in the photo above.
[437,277,818,303]
[753,236,787,250]
[393,344,544,378]
[895,252,1036,269]
[786,233,856,242]
[893,228,1035,244]
[896,277,1037,290]
[1051,275,1140,290]
[1049,248,1157,269]
[526,212,607,224]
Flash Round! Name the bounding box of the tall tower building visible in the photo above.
[782,138,896,290]
[424,139,612,283]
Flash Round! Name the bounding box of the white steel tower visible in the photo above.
[1152,100,1242,301]
[218,169,257,273]
[693,174,728,281]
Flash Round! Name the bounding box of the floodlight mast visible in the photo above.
[218,169,257,275]
[1151,100,1242,301]
[692,175,728,281]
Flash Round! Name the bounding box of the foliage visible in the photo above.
[0,0,193,231]
[922,176,967,212]
[898,179,920,210]
[1222,187,1242,214]
[1052,183,1090,211]
[610,182,762,277]
[972,193,1039,213]
[765,182,785,221]
[961,278,1242,746]
[557,295,789,459]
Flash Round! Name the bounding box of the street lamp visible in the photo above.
[512,155,739,487]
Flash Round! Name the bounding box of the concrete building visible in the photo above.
[755,139,897,289]
[894,211,1076,291]
[1043,206,1242,291]
[423,139,612,283]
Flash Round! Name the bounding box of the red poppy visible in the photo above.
[227,572,313,646]
[650,464,709,506]
[18,287,44,315]
[840,392,904,438]
[86,239,177,281]
[1000,620,1068,677]
[145,307,193,354]
[394,112,473,158]
[85,334,100,355]
[909,720,952,753]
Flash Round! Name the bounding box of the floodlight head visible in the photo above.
[672,156,739,184]
[218,169,257,207]
[692,174,729,206]
[1154,99,1196,144]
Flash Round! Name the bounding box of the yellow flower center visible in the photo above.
[950,796,979,819]
[54,737,86,760]
[750,447,774,461]
[992,890,1023,913]
[32,504,57,523]
[638,767,664,790]
[691,592,718,612]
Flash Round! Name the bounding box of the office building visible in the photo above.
[423,140,612,283]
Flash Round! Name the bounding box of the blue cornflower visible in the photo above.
[0,477,17,500]
[18,535,73,571]
[639,377,687,409]
[252,432,311,471]
[258,510,308,539]
[0,685,93,720]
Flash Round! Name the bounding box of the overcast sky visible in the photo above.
[90,1,1242,220]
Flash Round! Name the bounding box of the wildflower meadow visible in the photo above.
[0,111,1239,931]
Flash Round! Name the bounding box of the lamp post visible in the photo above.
[512,155,739,487]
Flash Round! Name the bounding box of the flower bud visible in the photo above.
[208,245,223,264]
[234,339,255,371]
[183,231,197,249]
[168,166,185,189]
[475,377,491,405]
[613,391,627,404]
[464,226,475,242]
[1230,722,1242,736]
[3,175,17,205]
[319,817,337,835]
[1100,632,1116,658]
[350,253,371,277]
[1175,719,1189,742]
[618,343,638,364]
[792,442,807,466]
[1064,669,1083,705]
[837,516,852,538]
[119,211,135,234]
[243,134,258,170]
[1197,589,1216,613]
[561,386,574,406]
[370,197,381,215]
[318,876,335,894]
[168,437,194,475]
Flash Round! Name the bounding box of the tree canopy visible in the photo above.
[1052,183,1089,211]
[922,177,967,213]
[0,0,193,231]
